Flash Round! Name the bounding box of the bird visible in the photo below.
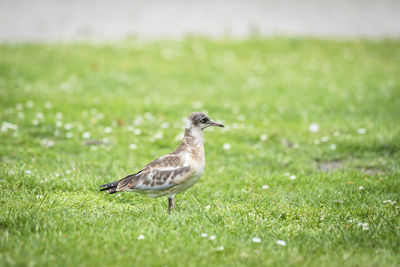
[100,112,224,214]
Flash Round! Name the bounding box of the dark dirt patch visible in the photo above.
[356,166,385,175]
[318,161,343,172]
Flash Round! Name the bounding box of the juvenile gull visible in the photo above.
[100,112,224,214]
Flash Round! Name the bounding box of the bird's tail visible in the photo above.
[99,180,120,194]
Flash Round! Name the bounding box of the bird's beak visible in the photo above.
[209,120,224,127]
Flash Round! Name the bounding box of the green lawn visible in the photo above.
[0,38,399,267]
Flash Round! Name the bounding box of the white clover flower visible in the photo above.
[41,139,55,148]
[32,119,39,126]
[359,186,364,190]
[16,103,23,110]
[321,136,329,142]
[309,123,319,133]
[66,132,73,139]
[129,144,137,150]
[223,143,231,150]
[1,122,18,132]
[216,246,224,251]
[358,222,369,230]
[192,101,203,109]
[262,185,269,190]
[18,112,24,119]
[276,240,286,246]
[104,127,112,133]
[26,100,34,108]
[36,112,44,120]
[333,131,340,137]
[260,134,268,141]
[25,170,32,174]
[153,131,163,139]
[252,237,261,243]
[201,233,208,238]
[160,122,170,129]
[209,235,216,240]
[205,205,211,211]
[45,102,53,109]
[82,132,90,139]
[133,129,141,135]
[55,112,63,120]
[137,234,145,240]
[289,175,296,180]
[175,132,184,141]
[330,144,337,150]
[64,123,72,130]
[357,128,366,134]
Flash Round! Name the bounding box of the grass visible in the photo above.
[0,37,400,267]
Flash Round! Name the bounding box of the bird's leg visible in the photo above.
[168,196,175,214]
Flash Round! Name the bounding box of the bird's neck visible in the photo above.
[183,126,204,149]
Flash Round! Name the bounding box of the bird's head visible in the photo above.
[186,112,224,130]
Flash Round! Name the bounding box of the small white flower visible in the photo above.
[209,235,216,240]
[160,122,170,129]
[55,112,63,120]
[205,205,211,211]
[175,132,184,141]
[201,233,208,238]
[309,123,319,133]
[262,184,269,190]
[16,103,23,110]
[238,114,246,121]
[45,102,53,109]
[1,122,18,132]
[276,240,286,246]
[26,100,34,108]
[18,112,24,119]
[82,132,90,139]
[357,128,366,135]
[66,132,73,138]
[330,144,337,150]
[358,222,369,230]
[321,136,329,142]
[41,139,55,147]
[133,129,141,135]
[289,175,296,180]
[383,200,396,205]
[223,143,231,150]
[216,246,224,251]
[359,186,364,190]
[25,170,32,174]
[260,134,268,141]
[56,121,63,128]
[129,144,137,150]
[252,237,261,243]
[104,127,112,134]
[36,112,44,120]
[333,131,340,137]
[192,101,203,109]
[64,123,72,130]
[137,234,145,240]
[32,119,39,126]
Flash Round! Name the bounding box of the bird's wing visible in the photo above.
[116,154,191,191]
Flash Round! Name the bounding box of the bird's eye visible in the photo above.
[200,117,208,123]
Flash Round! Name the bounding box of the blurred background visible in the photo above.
[1,0,400,41]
